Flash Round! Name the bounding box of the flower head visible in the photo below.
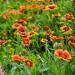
[21,38,30,46]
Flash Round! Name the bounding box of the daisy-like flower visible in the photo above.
[46,4,57,10]
[52,13,61,18]
[54,49,63,59]
[68,41,75,48]
[50,36,63,42]
[17,25,26,32]
[12,23,22,29]
[62,13,74,22]
[28,31,37,37]
[21,37,30,46]
[23,59,33,68]
[19,32,28,37]
[60,26,72,35]
[28,4,38,10]
[18,5,26,14]
[54,49,72,61]
[16,18,27,24]
[62,50,72,62]
[12,55,22,62]
[32,24,38,31]
[67,36,75,41]
[9,10,17,15]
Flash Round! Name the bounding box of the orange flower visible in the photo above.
[54,49,63,59]
[2,14,9,19]
[19,32,28,37]
[52,13,61,18]
[12,23,22,29]
[23,59,33,68]
[68,41,75,48]
[21,38,30,46]
[62,50,72,61]
[62,13,74,22]
[28,31,37,37]
[17,25,26,32]
[50,36,63,41]
[40,5,46,10]
[46,4,57,10]
[32,24,38,31]
[16,18,27,24]
[67,36,75,41]
[18,5,26,14]
[28,4,38,10]
[47,31,54,37]
[60,26,72,34]
[9,10,17,15]
[54,49,72,61]
[12,55,22,62]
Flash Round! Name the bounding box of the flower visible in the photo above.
[68,41,75,48]
[62,50,72,61]
[52,13,61,18]
[19,32,28,37]
[12,23,22,29]
[18,5,26,14]
[28,31,37,37]
[23,59,33,68]
[12,55,22,62]
[9,10,17,15]
[50,36,63,41]
[60,26,72,35]
[62,13,74,22]
[54,49,63,59]
[67,36,75,41]
[17,25,26,32]
[46,4,57,10]
[21,37,30,46]
[2,14,9,19]
[54,49,72,61]
[16,18,27,24]
[32,24,38,31]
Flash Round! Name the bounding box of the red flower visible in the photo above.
[23,59,33,68]
[12,23,22,29]
[68,41,75,48]
[62,13,74,22]
[19,32,28,37]
[16,18,27,24]
[50,36,63,41]
[12,55,22,62]
[46,4,57,10]
[67,36,75,41]
[17,25,26,32]
[54,49,63,59]
[21,38,30,46]
[62,50,72,61]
